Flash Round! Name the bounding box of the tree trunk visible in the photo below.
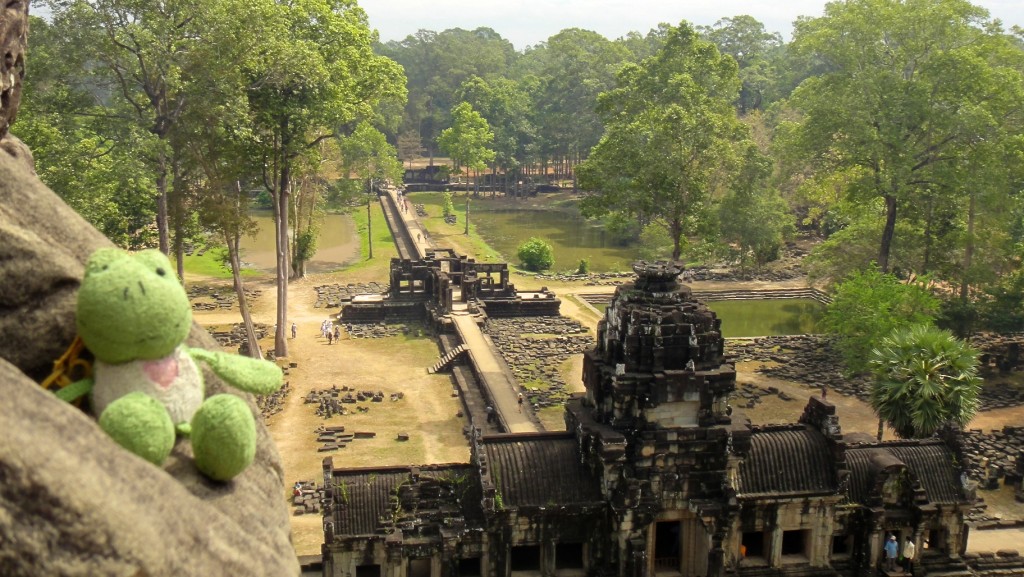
[273,121,291,359]
[171,155,186,282]
[960,190,976,302]
[155,154,170,255]
[226,229,263,359]
[670,218,684,261]
[877,417,885,441]
[878,194,898,273]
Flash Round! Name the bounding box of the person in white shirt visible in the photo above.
[902,537,915,574]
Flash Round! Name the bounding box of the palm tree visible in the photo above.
[868,324,982,440]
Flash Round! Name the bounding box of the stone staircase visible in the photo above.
[964,550,1024,576]
[428,344,468,374]
[916,553,974,577]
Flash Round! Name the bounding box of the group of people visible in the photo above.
[320,319,341,345]
[884,534,916,574]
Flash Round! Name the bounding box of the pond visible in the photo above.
[239,211,359,274]
[708,299,823,338]
[410,192,638,272]
[594,298,824,337]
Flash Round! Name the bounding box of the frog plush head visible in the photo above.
[77,248,191,363]
[60,248,283,481]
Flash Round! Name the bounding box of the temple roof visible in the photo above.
[846,441,964,505]
[482,433,603,508]
[737,426,837,497]
[331,464,483,536]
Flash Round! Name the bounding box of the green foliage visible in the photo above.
[786,0,1024,273]
[437,102,496,180]
[294,228,318,264]
[339,122,404,187]
[868,325,981,439]
[717,144,794,271]
[578,22,749,260]
[441,192,456,219]
[638,225,674,261]
[576,259,590,275]
[601,212,641,246]
[517,237,555,271]
[823,268,940,374]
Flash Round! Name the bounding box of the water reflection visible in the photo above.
[238,211,359,273]
[469,209,636,272]
[707,299,824,338]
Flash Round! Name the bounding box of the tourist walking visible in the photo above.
[485,405,494,424]
[884,535,898,572]
[902,537,915,575]
[517,393,524,412]
[291,322,297,339]
[327,331,333,345]
[333,326,341,341]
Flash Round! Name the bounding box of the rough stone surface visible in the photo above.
[0,146,298,576]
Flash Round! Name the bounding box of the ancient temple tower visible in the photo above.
[566,261,748,577]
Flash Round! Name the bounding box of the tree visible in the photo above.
[717,144,793,271]
[517,237,554,271]
[868,324,981,439]
[786,0,1024,273]
[823,268,940,374]
[245,0,406,357]
[455,75,535,193]
[578,22,749,260]
[524,29,631,184]
[699,15,784,112]
[437,102,495,194]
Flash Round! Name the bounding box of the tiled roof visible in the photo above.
[846,442,964,505]
[482,433,603,507]
[737,426,837,497]
[331,464,482,536]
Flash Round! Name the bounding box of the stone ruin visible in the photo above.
[187,284,262,311]
[256,380,291,421]
[340,249,559,325]
[321,260,992,577]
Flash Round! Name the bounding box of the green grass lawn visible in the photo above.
[337,199,397,280]
[182,247,260,279]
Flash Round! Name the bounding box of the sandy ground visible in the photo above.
[193,274,469,557]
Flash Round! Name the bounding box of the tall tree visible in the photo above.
[54,0,210,257]
[437,102,495,195]
[786,0,1024,273]
[698,15,783,112]
[868,324,981,439]
[455,75,534,193]
[577,22,748,260]
[246,0,406,357]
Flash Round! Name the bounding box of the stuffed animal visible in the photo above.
[57,248,283,481]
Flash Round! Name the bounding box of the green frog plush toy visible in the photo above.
[57,248,283,481]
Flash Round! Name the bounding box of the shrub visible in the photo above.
[442,192,455,219]
[576,259,590,275]
[517,237,554,271]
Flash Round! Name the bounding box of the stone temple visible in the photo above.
[321,262,977,577]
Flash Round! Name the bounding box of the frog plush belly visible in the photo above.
[91,345,204,427]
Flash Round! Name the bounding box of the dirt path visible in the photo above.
[192,273,469,557]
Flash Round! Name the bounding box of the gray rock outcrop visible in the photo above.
[0,130,298,574]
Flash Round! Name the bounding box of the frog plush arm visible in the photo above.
[55,378,94,403]
[187,348,283,396]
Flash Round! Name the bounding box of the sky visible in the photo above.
[362,0,1024,50]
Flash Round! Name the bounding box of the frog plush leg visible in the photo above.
[187,348,283,396]
[190,394,256,481]
[98,392,176,466]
